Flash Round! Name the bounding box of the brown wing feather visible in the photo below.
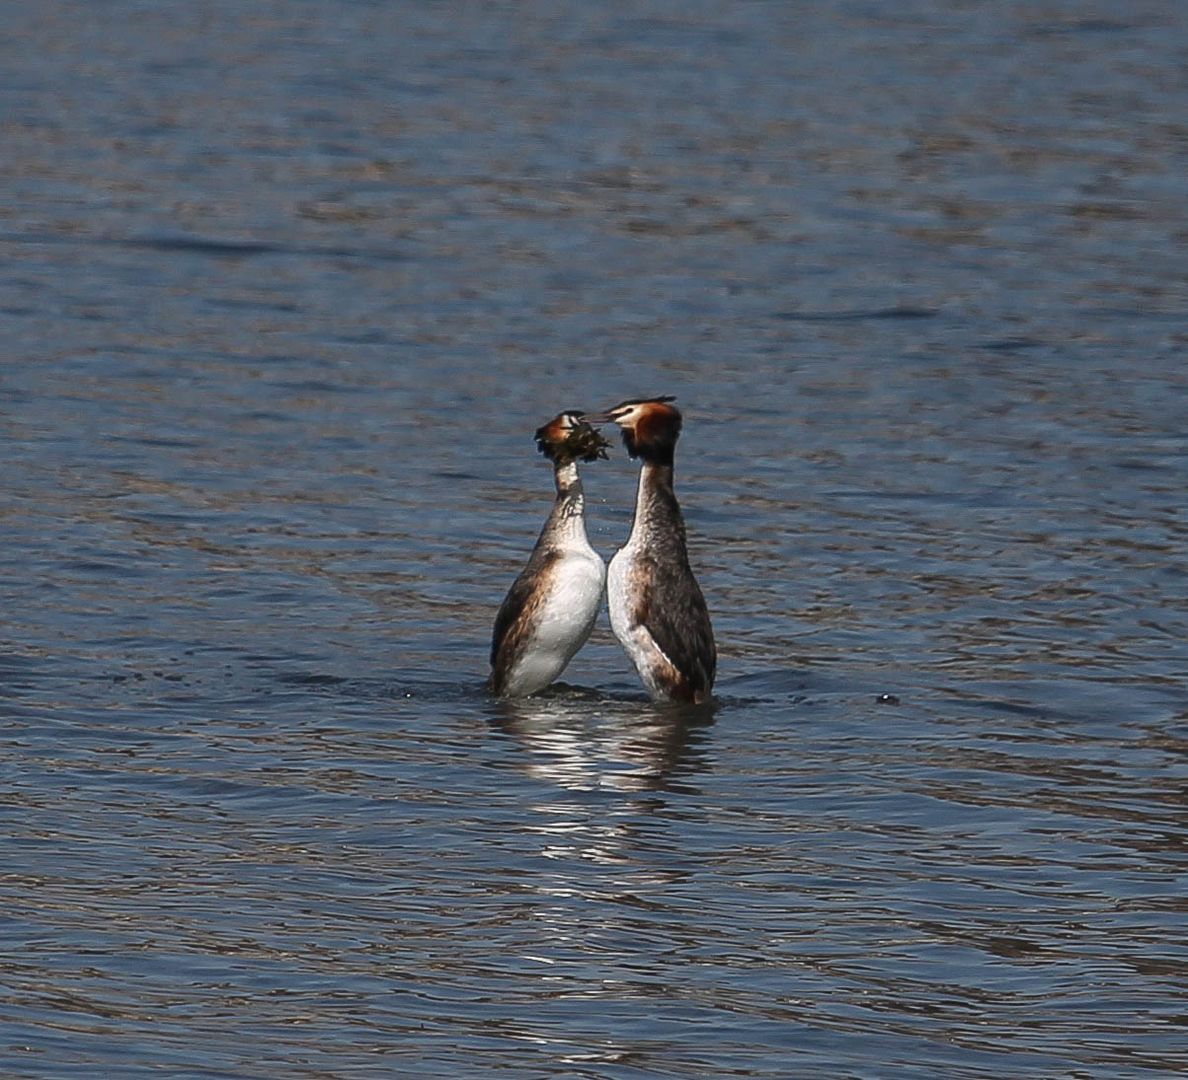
[489,550,558,689]
[633,552,716,701]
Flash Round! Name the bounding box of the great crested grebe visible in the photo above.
[582,397,715,704]
[488,411,610,697]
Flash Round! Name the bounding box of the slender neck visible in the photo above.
[542,459,590,547]
[628,461,685,546]
[554,459,581,497]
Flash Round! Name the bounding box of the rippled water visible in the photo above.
[3,2,1186,1076]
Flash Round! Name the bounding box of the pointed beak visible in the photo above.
[579,410,614,425]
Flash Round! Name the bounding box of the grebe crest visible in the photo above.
[583,397,680,464]
[535,411,611,466]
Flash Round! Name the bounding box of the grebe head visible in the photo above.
[582,397,681,461]
[534,410,611,465]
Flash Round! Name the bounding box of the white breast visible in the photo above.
[501,546,606,696]
[606,545,636,646]
[607,544,683,701]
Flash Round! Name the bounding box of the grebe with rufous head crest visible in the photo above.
[488,412,609,697]
[581,396,715,704]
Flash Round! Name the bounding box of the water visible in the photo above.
[2,1,1186,1076]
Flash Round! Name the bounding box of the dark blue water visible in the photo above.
[2,2,1185,1076]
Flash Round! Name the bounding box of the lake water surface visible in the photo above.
[2,2,1186,1077]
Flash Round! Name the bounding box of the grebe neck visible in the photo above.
[554,460,582,496]
[544,460,590,547]
[628,461,685,546]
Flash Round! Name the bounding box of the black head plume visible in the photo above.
[535,411,611,464]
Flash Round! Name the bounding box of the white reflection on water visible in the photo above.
[489,688,714,793]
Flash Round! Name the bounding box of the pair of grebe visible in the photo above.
[489,397,715,704]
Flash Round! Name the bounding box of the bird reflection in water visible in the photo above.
[485,689,717,1073]
[488,688,715,793]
